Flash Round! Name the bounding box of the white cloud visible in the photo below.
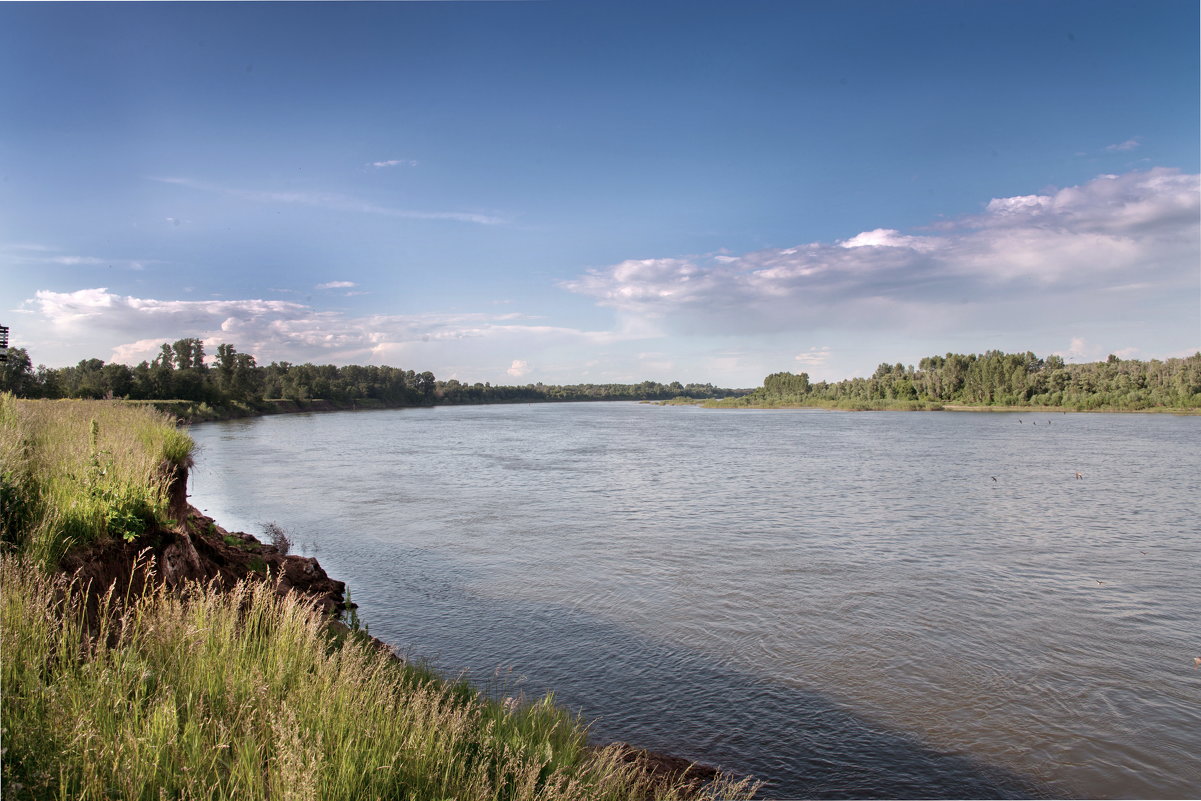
[563,168,1199,335]
[28,288,305,333]
[1106,138,1140,152]
[1101,282,1152,292]
[3,246,164,271]
[1056,337,1095,363]
[370,159,419,168]
[48,256,107,265]
[150,176,503,225]
[839,228,941,252]
[794,346,832,367]
[984,194,1051,215]
[506,359,530,377]
[316,281,357,289]
[109,337,183,364]
[1053,340,1142,364]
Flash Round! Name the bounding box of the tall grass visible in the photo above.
[0,556,755,801]
[0,394,194,565]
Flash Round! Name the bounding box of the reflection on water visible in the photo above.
[189,404,1201,799]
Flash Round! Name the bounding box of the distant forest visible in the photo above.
[3,341,1199,412]
[737,350,1201,411]
[0,339,740,405]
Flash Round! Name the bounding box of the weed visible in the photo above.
[342,585,366,634]
[261,520,293,555]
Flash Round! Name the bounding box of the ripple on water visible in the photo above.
[188,404,1201,799]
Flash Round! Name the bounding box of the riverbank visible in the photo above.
[939,402,1201,414]
[0,397,754,800]
[655,397,1201,414]
[130,396,686,425]
[125,396,414,424]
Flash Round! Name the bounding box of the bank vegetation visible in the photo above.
[704,350,1201,412]
[0,396,755,800]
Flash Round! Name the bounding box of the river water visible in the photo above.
[188,403,1200,799]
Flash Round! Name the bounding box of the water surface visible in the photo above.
[189,404,1201,799]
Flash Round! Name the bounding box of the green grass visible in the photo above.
[0,395,196,566]
[0,557,756,801]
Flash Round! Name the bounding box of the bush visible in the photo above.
[262,520,292,555]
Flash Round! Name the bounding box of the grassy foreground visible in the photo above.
[0,397,756,801]
[0,558,754,801]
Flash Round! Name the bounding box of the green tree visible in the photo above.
[101,362,134,398]
[0,347,37,396]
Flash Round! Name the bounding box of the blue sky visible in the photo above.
[2,0,1197,386]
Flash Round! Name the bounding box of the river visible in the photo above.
[188,403,1200,799]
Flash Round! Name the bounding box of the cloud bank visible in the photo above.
[13,168,1196,384]
[562,168,1199,335]
[20,288,620,367]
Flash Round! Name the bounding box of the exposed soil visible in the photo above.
[59,464,346,618]
[59,506,347,615]
[605,742,725,795]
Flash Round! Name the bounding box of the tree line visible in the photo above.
[0,338,742,406]
[749,350,1201,410]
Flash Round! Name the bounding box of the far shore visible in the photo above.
[941,403,1199,414]
[148,395,1201,424]
[654,398,1201,415]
